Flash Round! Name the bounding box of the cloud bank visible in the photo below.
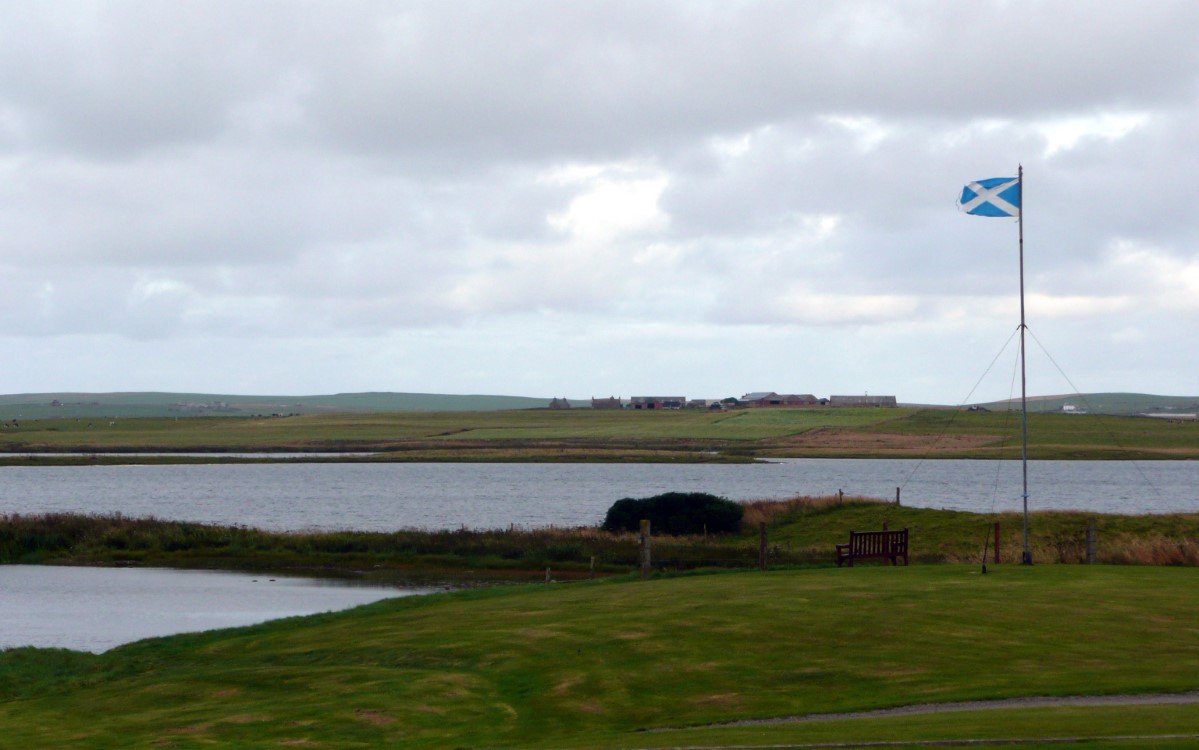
[2,1,1197,402]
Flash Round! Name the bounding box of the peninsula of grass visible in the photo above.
[5,497,1198,577]
[3,565,1199,748]
[1,406,1197,462]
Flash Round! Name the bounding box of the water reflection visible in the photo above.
[0,565,433,653]
[1,459,1196,532]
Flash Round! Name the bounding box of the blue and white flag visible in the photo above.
[959,177,1020,217]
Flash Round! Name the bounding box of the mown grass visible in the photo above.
[1,565,1198,748]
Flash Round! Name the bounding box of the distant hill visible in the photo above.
[974,393,1199,416]
[0,392,590,419]
[6,391,1193,421]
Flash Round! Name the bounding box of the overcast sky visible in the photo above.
[2,1,1197,404]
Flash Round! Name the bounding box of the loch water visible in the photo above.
[0,565,433,653]
[2,458,1197,532]
[2,458,1197,652]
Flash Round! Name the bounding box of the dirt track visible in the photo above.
[717,690,1199,726]
[642,692,1199,748]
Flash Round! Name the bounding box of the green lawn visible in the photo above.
[2,565,1198,748]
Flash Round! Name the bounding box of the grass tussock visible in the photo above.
[0,512,776,575]
[740,494,883,528]
[3,496,1198,575]
[1103,534,1199,565]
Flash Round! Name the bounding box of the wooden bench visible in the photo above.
[835,528,909,567]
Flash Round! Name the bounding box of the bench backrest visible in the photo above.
[850,529,907,556]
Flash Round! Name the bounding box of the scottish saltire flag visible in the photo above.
[959,177,1020,217]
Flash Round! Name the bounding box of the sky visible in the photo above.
[2,1,1198,404]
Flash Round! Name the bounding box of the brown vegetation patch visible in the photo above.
[225,714,269,724]
[515,627,561,639]
[570,699,608,715]
[410,704,448,715]
[780,428,998,452]
[741,495,883,526]
[416,672,478,700]
[1106,536,1199,565]
[354,709,395,726]
[690,693,741,707]
[553,675,584,695]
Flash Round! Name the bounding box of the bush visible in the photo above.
[600,492,743,536]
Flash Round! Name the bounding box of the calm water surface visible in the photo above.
[1,459,1196,531]
[0,565,432,653]
[2,459,1196,652]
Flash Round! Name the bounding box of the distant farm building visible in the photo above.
[740,392,822,408]
[829,395,898,408]
[548,397,572,409]
[629,396,686,410]
[591,396,623,410]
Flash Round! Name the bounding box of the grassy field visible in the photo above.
[1,565,1198,748]
[2,407,1198,461]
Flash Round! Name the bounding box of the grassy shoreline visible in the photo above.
[5,497,1197,577]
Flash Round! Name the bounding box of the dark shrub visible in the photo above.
[601,492,743,536]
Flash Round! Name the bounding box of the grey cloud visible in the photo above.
[1,1,1197,400]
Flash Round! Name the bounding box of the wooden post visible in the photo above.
[994,521,1001,564]
[639,519,652,580]
[545,566,551,583]
[758,522,768,571]
[895,486,901,505]
[590,555,596,579]
[1086,521,1097,564]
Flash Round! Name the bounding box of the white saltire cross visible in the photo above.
[961,178,1020,217]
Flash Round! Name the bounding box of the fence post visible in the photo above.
[759,522,768,571]
[639,519,652,580]
[590,555,596,579]
[896,486,901,505]
[545,566,551,583]
[1086,521,1097,564]
[994,522,1001,564]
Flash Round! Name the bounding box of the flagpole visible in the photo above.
[1018,164,1032,565]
